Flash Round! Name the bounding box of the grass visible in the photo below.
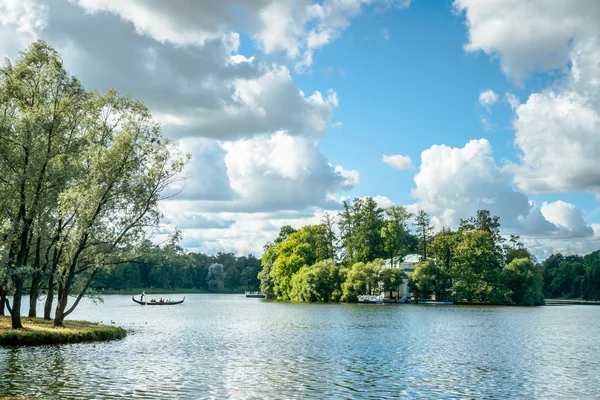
[0,316,126,346]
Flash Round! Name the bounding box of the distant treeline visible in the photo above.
[93,242,261,292]
[542,252,600,300]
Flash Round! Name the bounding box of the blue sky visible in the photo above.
[1,0,599,258]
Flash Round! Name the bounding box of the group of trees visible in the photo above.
[541,251,600,300]
[92,242,261,292]
[0,42,186,328]
[259,200,547,306]
[259,198,418,301]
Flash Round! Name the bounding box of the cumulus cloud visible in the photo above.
[410,139,596,240]
[74,0,412,71]
[214,131,358,212]
[0,0,372,255]
[478,89,498,109]
[382,154,413,170]
[457,1,600,200]
[454,0,600,79]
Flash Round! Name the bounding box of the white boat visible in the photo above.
[245,291,265,298]
[358,295,384,304]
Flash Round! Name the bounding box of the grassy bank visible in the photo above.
[0,317,126,346]
[99,288,246,295]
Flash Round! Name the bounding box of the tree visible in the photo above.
[338,197,386,265]
[502,258,544,306]
[289,259,343,302]
[322,212,338,261]
[341,259,383,302]
[409,260,452,302]
[381,267,403,299]
[583,250,600,300]
[262,224,331,299]
[429,228,458,272]
[207,263,226,291]
[504,235,534,264]
[0,41,90,328]
[381,205,412,267]
[0,41,186,328]
[452,229,505,303]
[414,210,434,260]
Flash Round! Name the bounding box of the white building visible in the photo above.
[382,254,421,300]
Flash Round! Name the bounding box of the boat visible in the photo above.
[358,295,384,304]
[245,291,265,298]
[132,296,185,305]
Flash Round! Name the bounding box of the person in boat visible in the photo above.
[140,291,146,302]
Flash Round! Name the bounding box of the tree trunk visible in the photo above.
[54,270,96,327]
[44,274,55,320]
[0,286,6,317]
[28,236,43,318]
[28,290,39,318]
[11,279,23,328]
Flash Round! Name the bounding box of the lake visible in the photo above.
[1,294,600,399]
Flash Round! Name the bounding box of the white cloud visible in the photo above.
[456,2,600,200]
[479,89,498,108]
[410,139,596,240]
[505,93,520,110]
[540,200,594,238]
[454,0,600,79]
[510,89,600,195]
[0,0,48,36]
[159,65,338,139]
[212,131,357,212]
[382,154,413,170]
[74,0,413,72]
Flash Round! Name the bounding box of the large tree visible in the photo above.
[414,210,434,261]
[0,41,186,328]
[381,205,412,267]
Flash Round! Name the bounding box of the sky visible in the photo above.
[1,0,600,259]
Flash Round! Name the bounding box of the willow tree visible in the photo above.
[0,41,186,328]
[0,41,89,328]
[52,90,185,327]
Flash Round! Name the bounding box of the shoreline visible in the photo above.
[0,317,126,346]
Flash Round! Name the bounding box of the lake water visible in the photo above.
[1,294,600,399]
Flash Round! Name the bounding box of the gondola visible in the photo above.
[132,296,185,305]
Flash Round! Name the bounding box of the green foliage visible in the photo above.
[0,41,187,328]
[262,224,332,299]
[409,260,452,302]
[502,258,544,306]
[289,260,343,302]
[583,250,600,300]
[338,198,386,265]
[380,267,404,299]
[341,260,384,302]
[381,205,413,267]
[414,210,434,260]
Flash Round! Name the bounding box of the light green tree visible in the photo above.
[289,259,342,302]
[502,258,544,306]
[341,259,384,302]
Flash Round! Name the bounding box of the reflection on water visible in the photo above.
[2,295,600,399]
